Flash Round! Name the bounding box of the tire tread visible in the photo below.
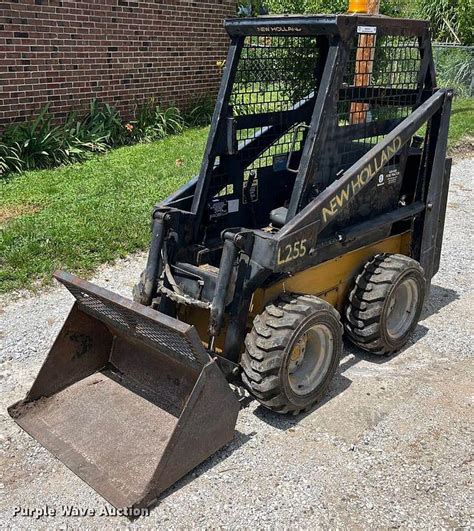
[344,253,425,355]
[241,295,342,414]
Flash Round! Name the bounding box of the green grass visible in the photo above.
[1,99,473,294]
[448,98,474,149]
[0,127,208,293]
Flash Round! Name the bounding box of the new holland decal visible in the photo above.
[321,136,402,224]
[257,26,302,33]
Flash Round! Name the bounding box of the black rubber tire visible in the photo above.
[241,294,343,415]
[344,253,426,355]
[132,270,147,304]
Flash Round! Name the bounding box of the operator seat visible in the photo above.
[269,206,288,228]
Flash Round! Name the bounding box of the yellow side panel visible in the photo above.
[177,306,228,353]
[180,233,411,351]
[251,232,411,315]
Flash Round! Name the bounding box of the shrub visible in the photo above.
[263,0,409,17]
[144,106,184,140]
[237,1,269,16]
[0,142,23,176]
[73,99,124,147]
[412,0,474,46]
[184,95,215,127]
[3,106,70,171]
[0,97,207,179]
[124,101,185,143]
[126,99,157,142]
[434,46,473,97]
[262,1,473,45]
[1,102,116,174]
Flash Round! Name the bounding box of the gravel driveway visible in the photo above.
[1,158,473,529]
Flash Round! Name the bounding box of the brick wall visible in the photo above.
[0,0,236,126]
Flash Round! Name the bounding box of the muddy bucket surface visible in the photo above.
[8,271,240,509]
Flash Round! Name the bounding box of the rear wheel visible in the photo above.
[344,254,425,355]
[241,295,343,415]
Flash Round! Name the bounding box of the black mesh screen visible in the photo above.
[340,33,421,120]
[337,34,421,169]
[233,35,319,176]
[206,35,320,200]
[318,32,422,187]
[203,26,426,230]
[63,282,207,369]
[231,35,319,115]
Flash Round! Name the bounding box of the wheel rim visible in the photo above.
[288,324,334,396]
[386,277,419,340]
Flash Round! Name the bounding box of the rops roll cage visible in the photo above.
[142,15,452,362]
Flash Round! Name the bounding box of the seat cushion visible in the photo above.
[270,206,288,227]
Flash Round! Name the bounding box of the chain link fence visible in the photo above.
[433,44,473,98]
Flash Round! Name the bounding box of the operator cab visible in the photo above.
[166,14,429,270]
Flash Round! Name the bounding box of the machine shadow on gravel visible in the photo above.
[420,284,460,320]
[252,335,424,431]
[253,284,458,431]
[340,283,458,366]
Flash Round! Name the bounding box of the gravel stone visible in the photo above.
[0,159,473,528]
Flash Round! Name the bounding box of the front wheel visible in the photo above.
[241,295,343,415]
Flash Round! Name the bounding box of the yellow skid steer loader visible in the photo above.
[9,13,452,511]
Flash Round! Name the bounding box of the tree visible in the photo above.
[412,0,473,45]
[264,0,410,18]
[241,0,473,46]
[237,1,269,16]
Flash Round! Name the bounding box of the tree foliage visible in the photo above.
[263,0,410,18]
[411,0,473,45]
[257,0,473,45]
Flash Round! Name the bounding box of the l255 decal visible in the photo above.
[277,238,308,266]
[275,221,319,272]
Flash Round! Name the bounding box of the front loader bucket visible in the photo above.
[8,271,240,510]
